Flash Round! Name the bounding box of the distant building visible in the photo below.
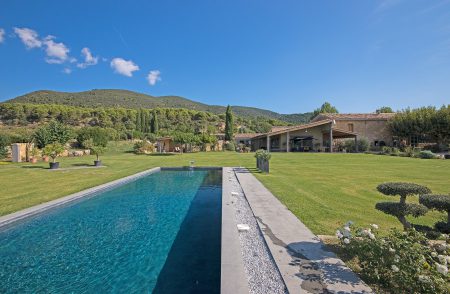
[311,113,396,147]
[250,113,396,152]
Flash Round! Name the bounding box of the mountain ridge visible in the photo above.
[4,89,313,124]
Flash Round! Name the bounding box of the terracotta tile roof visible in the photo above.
[253,119,333,138]
[271,126,291,132]
[311,113,396,121]
[235,133,262,138]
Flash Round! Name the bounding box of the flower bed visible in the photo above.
[334,222,449,293]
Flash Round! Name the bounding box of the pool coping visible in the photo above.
[0,167,161,229]
[234,167,373,294]
[221,167,250,294]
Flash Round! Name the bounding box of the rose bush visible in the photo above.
[336,222,449,293]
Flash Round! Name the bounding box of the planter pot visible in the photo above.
[30,157,38,164]
[94,160,102,167]
[49,162,60,169]
[42,156,49,162]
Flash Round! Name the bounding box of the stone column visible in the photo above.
[267,135,270,152]
[286,132,290,152]
[329,123,333,153]
[355,136,359,152]
[12,143,21,162]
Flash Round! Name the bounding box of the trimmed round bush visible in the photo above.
[375,202,428,218]
[420,194,450,233]
[434,222,450,234]
[419,194,450,212]
[377,182,431,199]
[376,182,431,230]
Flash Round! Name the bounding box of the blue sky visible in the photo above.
[0,0,449,113]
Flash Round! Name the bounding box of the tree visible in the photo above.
[136,110,142,132]
[224,105,234,141]
[312,102,338,118]
[0,134,10,159]
[376,106,394,113]
[42,143,65,163]
[33,121,72,148]
[77,127,109,147]
[419,194,450,233]
[375,182,431,229]
[151,110,159,134]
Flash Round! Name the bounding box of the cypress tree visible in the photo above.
[140,109,146,132]
[151,110,159,134]
[136,110,142,132]
[224,105,234,141]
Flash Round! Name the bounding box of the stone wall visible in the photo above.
[334,120,392,146]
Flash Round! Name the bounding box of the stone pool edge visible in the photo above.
[0,167,161,228]
[221,167,249,294]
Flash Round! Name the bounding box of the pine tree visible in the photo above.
[224,105,234,141]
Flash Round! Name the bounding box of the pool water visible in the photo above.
[0,169,222,293]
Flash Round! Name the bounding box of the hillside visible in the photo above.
[5,89,312,124]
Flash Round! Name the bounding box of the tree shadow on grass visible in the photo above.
[21,165,47,169]
[148,153,177,157]
[71,163,93,167]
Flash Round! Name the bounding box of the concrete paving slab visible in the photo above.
[235,168,372,294]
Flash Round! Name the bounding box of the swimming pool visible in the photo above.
[0,168,222,293]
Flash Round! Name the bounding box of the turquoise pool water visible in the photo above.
[0,169,222,293]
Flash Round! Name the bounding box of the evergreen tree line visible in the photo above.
[0,103,287,136]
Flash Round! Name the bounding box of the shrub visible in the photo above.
[224,141,236,152]
[377,182,432,198]
[255,149,271,173]
[77,127,110,148]
[133,141,154,154]
[375,202,428,218]
[34,121,72,148]
[376,182,431,229]
[336,222,449,293]
[420,194,450,233]
[42,143,65,163]
[0,134,10,159]
[343,138,369,152]
[381,146,391,154]
[420,150,437,159]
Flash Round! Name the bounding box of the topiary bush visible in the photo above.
[376,182,431,229]
[420,194,450,233]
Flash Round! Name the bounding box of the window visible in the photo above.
[348,123,354,132]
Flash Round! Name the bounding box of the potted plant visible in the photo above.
[91,145,106,166]
[30,147,39,163]
[42,143,65,169]
[83,139,106,166]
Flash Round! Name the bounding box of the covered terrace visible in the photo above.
[251,119,358,152]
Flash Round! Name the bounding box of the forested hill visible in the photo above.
[5,89,313,124]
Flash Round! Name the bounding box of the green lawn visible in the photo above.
[1,143,449,235]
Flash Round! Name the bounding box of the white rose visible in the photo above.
[391,265,399,272]
[436,263,449,275]
[371,224,379,229]
[389,247,395,253]
[438,255,447,265]
[343,238,350,244]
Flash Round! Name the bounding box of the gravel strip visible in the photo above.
[227,168,288,294]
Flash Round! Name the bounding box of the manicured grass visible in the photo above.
[1,143,449,235]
